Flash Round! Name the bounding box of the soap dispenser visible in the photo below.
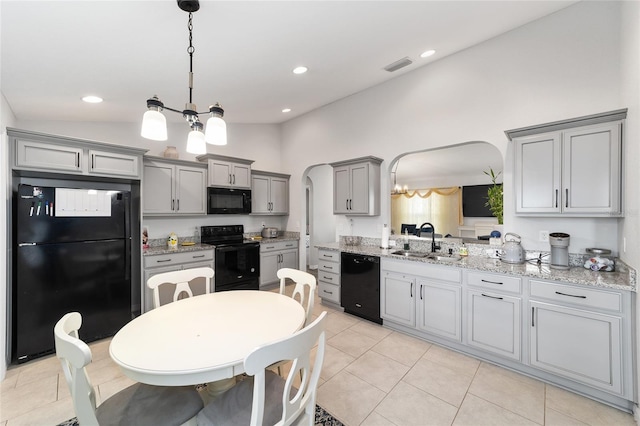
[403,229,410,251]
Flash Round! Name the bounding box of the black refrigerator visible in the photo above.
[12,184,132,363]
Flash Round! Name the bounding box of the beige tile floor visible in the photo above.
[1,285,637,426]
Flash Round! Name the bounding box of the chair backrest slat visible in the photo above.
[146,267,214,309]
[277,268,317,326]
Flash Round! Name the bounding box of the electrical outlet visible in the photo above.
[485,248,501,259]
[539,230,549,242]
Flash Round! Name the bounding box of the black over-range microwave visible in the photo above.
[207,187,252,214]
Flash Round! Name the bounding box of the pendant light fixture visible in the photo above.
[141,0,227,153]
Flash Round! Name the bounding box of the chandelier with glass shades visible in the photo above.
[141,0,227,154]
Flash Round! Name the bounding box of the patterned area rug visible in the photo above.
[57,404,343,425]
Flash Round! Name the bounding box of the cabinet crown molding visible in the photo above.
[505,108,628,140]
[195,153,254,165]
[329,155,383,167]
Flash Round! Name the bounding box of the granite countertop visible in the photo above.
[143,243,214,256]
[316,242,635,292]
[143,235,300,256]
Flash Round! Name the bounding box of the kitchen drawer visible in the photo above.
[144,249,214,268]
[260,240,298,253]
[318,249,340,263]
[319,281,340,304]
[318,270,340,286]
[466,271,522,295]
[530,280,622,312]
[318,259,340,274]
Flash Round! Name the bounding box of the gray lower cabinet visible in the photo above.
[380,257,634,409]
[381,259,462,341]
[529,279,628,396]
[143,158,207,215]
[259,240,299,287]
[317,249,341,305]
[9,128,144,178]
[381,270,415,327]
[464,271,522,361]
[142,249,214,313]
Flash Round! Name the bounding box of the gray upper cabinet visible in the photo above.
[251,170,290,215]
[196,154,253,189]
[330,156,382,216]
[9,128,145,178]
[509,110,625,217]
[143,157,207,216]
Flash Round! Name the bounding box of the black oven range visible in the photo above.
[201,225,260,292]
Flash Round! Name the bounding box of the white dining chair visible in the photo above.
[54,312,203,426]
[277,268,317,326]
[197,311,327,426]
[147,266,214,309]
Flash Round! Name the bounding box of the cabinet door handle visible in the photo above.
[91,154,95,169]
[420,284,423,300]
[323,275,333,281]
[192,255,205,259]
[481,279,503,285]
[176,199,180,211]
[229,174,232,184]
[345,199,349,210]
[565,189,569,208]
[76,153,80,168]
[555,189,558,208]
[157,259,172,263]
[531,306,535,327]
[555,291,586,299]
[355,303,362,308]
[233,174,236,185]
[324,289,333,295]
[349,199,353,210]
[325,265,333,270]
[171,199,175,210]
[410,283,413,298]
[481,293,503,300]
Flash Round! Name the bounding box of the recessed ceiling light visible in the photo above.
[420,50,436,58]
[282,108,292,113]
[82,95,103,103]
[292,66,308,75]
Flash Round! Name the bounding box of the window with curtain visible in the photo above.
[391,187,462,236]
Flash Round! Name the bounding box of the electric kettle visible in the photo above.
[501,232,525,264]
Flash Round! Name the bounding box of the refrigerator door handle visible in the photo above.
[18,243,37,247]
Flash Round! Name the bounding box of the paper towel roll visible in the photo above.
[381,224,390,248]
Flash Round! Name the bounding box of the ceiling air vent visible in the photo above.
[384,57,413,72]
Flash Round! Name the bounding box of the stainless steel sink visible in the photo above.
[428,254,462,262]
[391,250,462,261]
[391,250,430,258]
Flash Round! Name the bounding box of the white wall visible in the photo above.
[1,92,17,380]
[281,1,626,265]
[305,164,336,266]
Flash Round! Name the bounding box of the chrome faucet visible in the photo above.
[418,222,440,252]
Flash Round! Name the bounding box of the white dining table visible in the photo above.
[109,290,305,387]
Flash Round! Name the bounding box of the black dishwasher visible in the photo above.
[341,253,382,324]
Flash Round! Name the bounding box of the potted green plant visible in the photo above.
[484,168,503,225]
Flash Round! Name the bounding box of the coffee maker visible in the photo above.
[549,232,570,270]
